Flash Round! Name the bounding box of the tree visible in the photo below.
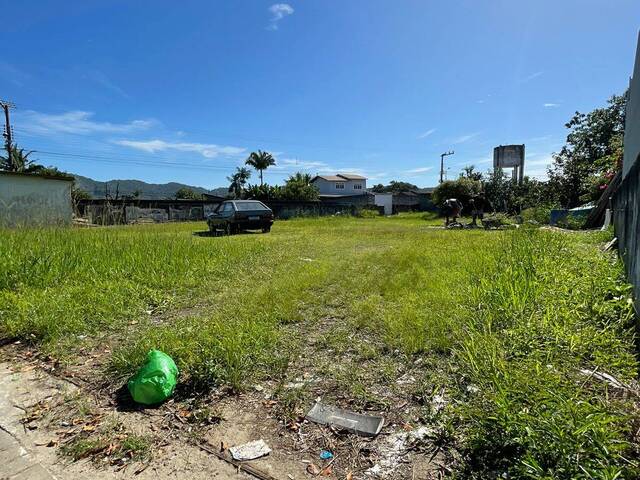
[227,167,252,199]
[245,150,276,186]
[174,187,202,200]
[370,180,419,193]
[280,172,319,201]
[461,165,483,181]
[548,93,626,207]
[432,177,482,209]
[244,183,282,201]
[0,144,41,173]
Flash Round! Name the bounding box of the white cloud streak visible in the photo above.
[417,128,436,139]
[520,71,544,83]
[267,3,294,30]
[543,103,560,108]
[404,166,433,174]
[17,110,155,136]
[115,139,246,159]
[451,132,481,144]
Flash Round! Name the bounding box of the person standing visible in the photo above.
[470,194,491,226]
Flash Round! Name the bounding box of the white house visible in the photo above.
[310,174,367,196]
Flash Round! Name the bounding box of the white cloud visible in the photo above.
[17,110,155,136]
[520,71,544,83]
[267,3,294,30]
[417,128,436,139]
[404,166,433,174]
[543,103,560,108]
[115,139,246,159]
[451,132,481,144]
[85,70,129,99]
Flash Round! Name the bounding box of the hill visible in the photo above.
[73,175,228,199]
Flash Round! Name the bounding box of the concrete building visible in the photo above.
[311,174,366,196]
[0,172,73,227]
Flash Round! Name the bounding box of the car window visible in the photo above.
[223,203,234,212]
[235,201,269,211]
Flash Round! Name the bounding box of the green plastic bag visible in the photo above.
[128,350,179,405]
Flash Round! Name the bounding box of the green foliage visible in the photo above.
[244,183,282,201]
[432,177,482,208]
[174,187,203,200]
[245,150,276,186]
[280,172,319,201]
[548,93,626,207]
[484,170,553,214]
[1,219,637,475]
[227,167,252,199]
[521,205,552,224]
[456,230,638,478]
[370,180,419,193]
[0,144,38,172]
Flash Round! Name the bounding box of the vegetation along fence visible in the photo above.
[613,157,640,313]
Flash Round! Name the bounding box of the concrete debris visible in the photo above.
[396,374,416,385]
[366,426,432,477]
[306,402,384,437]
[229,439,272,461]
[579,368,628,390]
[603,237,618,252]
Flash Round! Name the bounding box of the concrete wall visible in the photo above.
[0,173,73,227]
[623,32,640,178]
[614,31,640,315]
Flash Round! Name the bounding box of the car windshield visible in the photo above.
[235,202,269,211]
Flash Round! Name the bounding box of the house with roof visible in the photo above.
[310,174,366,196]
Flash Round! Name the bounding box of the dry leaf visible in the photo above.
[320,465,332,476]
[346,473,353,480]
[306,463,321,475]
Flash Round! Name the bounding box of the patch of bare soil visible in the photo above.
[0,308,455,480]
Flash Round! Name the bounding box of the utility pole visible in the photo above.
[1,99,15,169]
[439,150,454,183]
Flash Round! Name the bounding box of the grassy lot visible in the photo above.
[1,214,638,478]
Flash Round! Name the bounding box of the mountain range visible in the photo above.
[73,174,228,199]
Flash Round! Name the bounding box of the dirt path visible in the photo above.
[0,360,246,480]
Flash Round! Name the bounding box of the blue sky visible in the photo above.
[1,1,639,189]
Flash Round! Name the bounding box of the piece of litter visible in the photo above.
[229,439,271,461]
[306,463,321,475]
[319,450,333,460]
[365,426,432,477]
[306,402,384,437]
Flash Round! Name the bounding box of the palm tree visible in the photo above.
[287,172,313,185]
[245,150,276,186]
[0,144,41,173]
[227,167,252,199]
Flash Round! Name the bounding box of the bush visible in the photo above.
[357,207,381,218]
[521,206,552,225]
[432,178,482,209]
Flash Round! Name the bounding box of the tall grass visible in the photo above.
[455,228,638,478]
[1,218,638,475]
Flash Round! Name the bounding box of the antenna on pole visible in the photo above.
[439,150,454,183]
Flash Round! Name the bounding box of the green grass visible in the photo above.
[1,215,638,477]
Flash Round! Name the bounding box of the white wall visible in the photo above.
[624,32,640,178]
[0,173,73,227]
[374,193,393,215]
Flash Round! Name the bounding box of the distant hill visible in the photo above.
[73,174,228,199]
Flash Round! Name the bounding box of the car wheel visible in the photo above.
[225,222,232,236]
[262,226,271,233]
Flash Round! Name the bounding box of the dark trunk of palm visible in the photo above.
[260,170,264,186]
